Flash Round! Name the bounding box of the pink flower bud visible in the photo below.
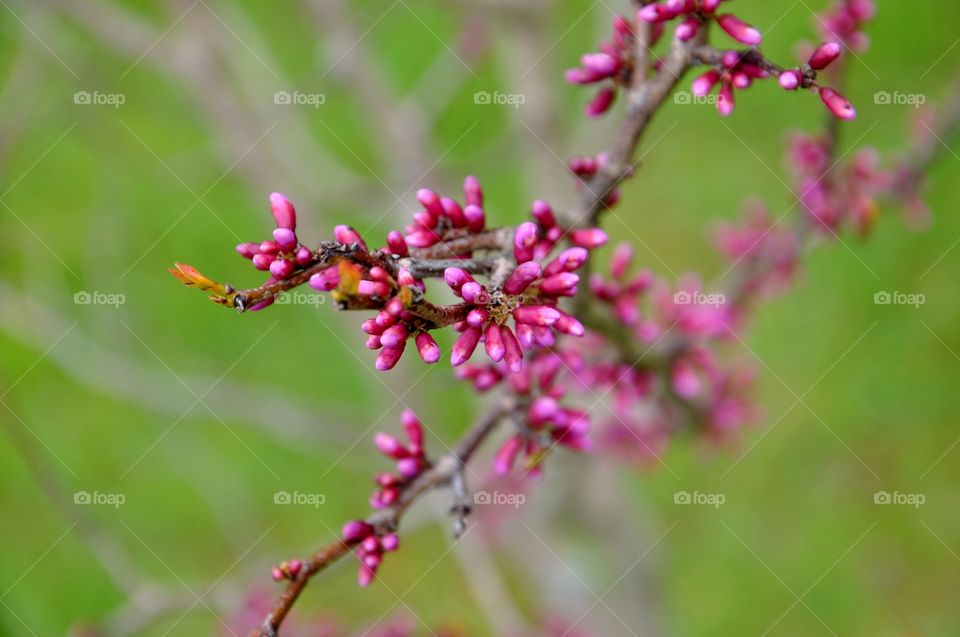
[466,308,489,327]
[461,282,490,306]
[259,240,279,255]
[569,228,608,249]
[272,227,297,252]
[451,326,482,367]
[396,457,420,479]
[309,267,340,291]
[380,533,400,552]
[397,268,417,288]
[415,332,440,363]
[501,326,524,372]
[444,267,473,293]
[271,567,284,581]
[375,340,405,371]
[692,70,721,97]
[380,324,409,349]
[717,14,762,46]
[464,204,485,233]
[343,520,374,542]
[610,243,633,278]
[779,70,801,90]
[515,323,536,349]
[530,200,556,229]
[463,176,483,207]
[236,242,260,259]
[539,272,580,296]
[494,435,523,475]
[375,432,410,459]
[357,564,376,587]
[269,192,296,230]
[586,87,616,117]
[809,41,842,70]
[405,229,441,248]
[441,197,467,227]
[819,86,856,120]
[555,310,586,337]
[513,305,561,326]
[286,559,302,578]
[417,188,445,223]
[358,280,391,298]
[513,222,540,263]
[366,335,382,350]
[484,323,506,362]
[386,231,408,256]
[333,225,365,248]
[504,262,543,295]
[717,82,735,116]
[252,253,273,271]
[269,258,295,279]
[295,246,313,265]
[401,409,423,450]
[676,17,700,41]
[529,396,560,426]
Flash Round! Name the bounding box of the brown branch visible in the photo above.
[252,397,516,637]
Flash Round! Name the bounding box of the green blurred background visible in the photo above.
[1,1,958,635]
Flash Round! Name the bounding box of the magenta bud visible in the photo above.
[675,17,700,41]
[585,86,616,117]
[375,432,409,459]
[464,204,485,233]
[363,318,386,336]
[494,435,523,475]
[343,520,374,542]
[485,323,505,362]
[286,559,302,578]
[269,258,295,279]
[555,310,586,337]
[366,335,382,350]
[295,246,313,265]
[375,340,405,371]
[513,222,539,263]
[259,241,279,255]
[269,192,296,230]
[361,536,380,553]
[333,224,366,249]
[380,533,400,552]
[819,87,856,120]
[271,567,284,582]
[272,227,297,251]
[397,268,416,287]
[386,231,408,256]
[380,324,409,349]
[405,229,441,248]
[441,197,467,227]
[529,396,560,425]
[809,41,842,70]
[461,282,489,305]
[444,267,473,293]
[252,253,273,271]
[530,200,556,229]
[466,308,489,327]
[569,228,608,249]
[463,175,483,207]
[692,70,721,97]
[717,14,762,46]
[396,457,420,479]
[779,70,801,91]
[504,261,543,295]
[358,280,391,298]
[610,243,633,278]
[513,305,561,326]
[236,242,260,259]
[539,272,579,296]
[450,326,482,367]
[357,564,376,587]
[416,188,445,221]
[401,409,423,450]
[415,332,440,364]
[717,82,735,117]
[501,326,523,372]
[515,323,536,349]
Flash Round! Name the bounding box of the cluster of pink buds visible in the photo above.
[235,193,314,310]
[370,410,429,508]
[270,558,302,582]
[690,50,769,117]
[788,133,892,235]
[401,177,487,250]
[359,289,442,372]
[341,520,400,587]
[818,0,875,52]
[776,42,855,121]
[640,1,763,48]
[564,15,634,116]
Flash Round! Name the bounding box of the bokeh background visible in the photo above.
[1,1,959,635]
